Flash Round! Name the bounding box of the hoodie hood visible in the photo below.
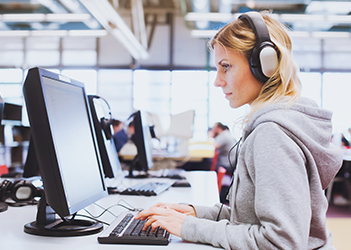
[242,97,343,190]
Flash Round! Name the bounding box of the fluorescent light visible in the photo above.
[0,29,106,37]
[0,30,30,37]
[0,13,92,23]
[190,29,217,38]
[2,14,45,22]
[31,30,68,36]
[312,31,350,38]
[45,14,92,22]
[68,30,107,36]
[288,31,310,38]
[280,14,325,22]
[185,12,235,22]
[327,15,351,24]
[185,12,351,26]
[190,29,351,39]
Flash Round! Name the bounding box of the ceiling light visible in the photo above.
[68,30,107,36]
[45,14,92,22]
[0,13,92,23]
[0,30,30,37]
[31,30,68,36]
[185,12,235,22]
[2,14,45,22]
[279,14,325,22]
[190,30,217,38]
[288,31,310,38]
[312,31,350,38]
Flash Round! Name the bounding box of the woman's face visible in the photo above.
[213,44,263,108]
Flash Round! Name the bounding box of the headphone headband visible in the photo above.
[238,11,278,83]
[238,12,271,44]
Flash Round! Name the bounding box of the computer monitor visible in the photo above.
[127,110,154,178]
[2,102,22,122]
[87,95,122,179]
[22,67,108,237]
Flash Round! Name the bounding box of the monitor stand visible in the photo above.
[125,155,150,179]
[24,193,103,237]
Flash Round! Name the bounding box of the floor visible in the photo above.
[326,204,351,249]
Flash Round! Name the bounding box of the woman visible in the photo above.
[135,11,343,249]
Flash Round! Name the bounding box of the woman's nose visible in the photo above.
[214,75,225,87]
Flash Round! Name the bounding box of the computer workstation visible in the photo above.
[9,67,209,247]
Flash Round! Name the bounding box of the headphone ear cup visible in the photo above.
[100,118,113,140]
[250,42,278,83]
[259,45,278,78]
[9,180,38,203]
[0,180,12,202]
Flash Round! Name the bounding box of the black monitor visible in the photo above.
[127,110,154,178]
[2,102,22,122]
[87,95,122,179]
[22,67,108,237]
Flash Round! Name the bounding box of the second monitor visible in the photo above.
[126,110,154,178]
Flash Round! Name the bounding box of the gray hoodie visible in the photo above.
[181,97,343,249]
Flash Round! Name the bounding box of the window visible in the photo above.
[322,73,351,133]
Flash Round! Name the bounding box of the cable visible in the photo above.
[228,137,242,173]
[216,137,242,221]
[216,203,224,221]
[76,214,110,226]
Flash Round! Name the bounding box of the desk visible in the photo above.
[119,140,215,163]
[0,171,218,249]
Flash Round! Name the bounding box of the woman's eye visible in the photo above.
[222,64,230,72]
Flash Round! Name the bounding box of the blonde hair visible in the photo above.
[210,11,301,123]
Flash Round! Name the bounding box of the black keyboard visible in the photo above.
[98,212,170,245]
[120,181,173,196]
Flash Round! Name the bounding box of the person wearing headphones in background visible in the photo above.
[111,119,128,153]
[135,11,343,249]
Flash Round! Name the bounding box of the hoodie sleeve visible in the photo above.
[181,123,314,249]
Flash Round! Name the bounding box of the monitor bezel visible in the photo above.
[23,67,107,218]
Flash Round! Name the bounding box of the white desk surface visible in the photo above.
[1,171,219,249]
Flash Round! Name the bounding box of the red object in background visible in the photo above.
[0,164,9,176]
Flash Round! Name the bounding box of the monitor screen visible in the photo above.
[127,110,153,178]
[22,67,107,236]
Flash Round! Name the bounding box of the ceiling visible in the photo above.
[0,0,351,59]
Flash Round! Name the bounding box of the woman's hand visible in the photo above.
[148,202,196,217]
[134,203,196,237]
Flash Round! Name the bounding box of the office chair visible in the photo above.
[326,160,351,208]
[210,149,219,172]
[217,166,227,194]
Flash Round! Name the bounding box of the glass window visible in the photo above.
[133,70,171,113]
[322,73,351,133]
[299,72,322,106]
[62,37,96,50]
[98,69,134,120]
[0,69,23,83]
[0,84,22,101]
[26,50,60,67]
[61,69,97,95]
[0,51,24,67]
[26,37,60,50]
[62,50,97,66]
[324,52,351,69]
